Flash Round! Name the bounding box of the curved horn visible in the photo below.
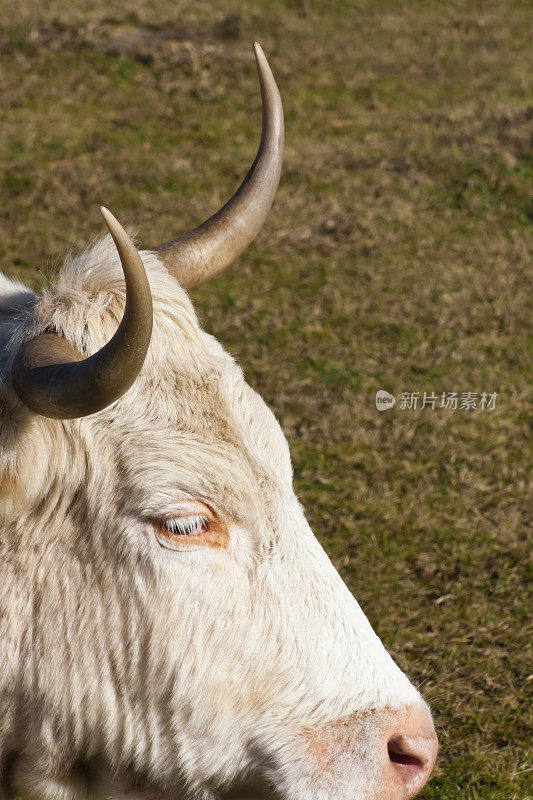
[155,42,284,288]
[11,207,153,419]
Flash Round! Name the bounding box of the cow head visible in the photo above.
[0,44,437,800]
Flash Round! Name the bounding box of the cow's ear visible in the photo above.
[0,276,37,503]
[0,274,35,323]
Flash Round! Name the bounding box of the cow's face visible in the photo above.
[2,45,437,800]
[4,239,437,800]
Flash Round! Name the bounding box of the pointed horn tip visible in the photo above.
[252,42,278,89]
[99,206,129,245]
[100,205,117,229]
[253,41,267,65]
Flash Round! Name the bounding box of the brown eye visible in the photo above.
[163,515,209,537]
[152,503,229,552]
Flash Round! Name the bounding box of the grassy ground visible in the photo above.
[1,1,531,797]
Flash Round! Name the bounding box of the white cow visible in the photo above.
[0,45,437,800]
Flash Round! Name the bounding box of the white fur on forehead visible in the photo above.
[33,234,230,377]
[3,235,293,523]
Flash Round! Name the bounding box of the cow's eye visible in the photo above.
[164,515,208,537]
[151,503,229,551]
[153,514,209,550]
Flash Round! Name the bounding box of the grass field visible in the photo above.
[1,1,531,797]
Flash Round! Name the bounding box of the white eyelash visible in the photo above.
[164,515,207,536]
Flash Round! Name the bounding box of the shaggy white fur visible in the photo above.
[0,237,433,800]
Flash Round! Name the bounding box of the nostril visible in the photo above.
[387,733,437,796]
[388,741,424,769]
